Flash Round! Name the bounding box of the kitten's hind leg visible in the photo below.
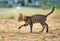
[40,23,48,33]
[44,23,48,33]
[40,25,45,32]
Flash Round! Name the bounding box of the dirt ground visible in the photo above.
[0,7,60,41]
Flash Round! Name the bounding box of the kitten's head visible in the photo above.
[18,13,24,22]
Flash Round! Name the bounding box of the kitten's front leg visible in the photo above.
[18,24,28,29]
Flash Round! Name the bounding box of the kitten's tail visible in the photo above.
[45,5,56,17]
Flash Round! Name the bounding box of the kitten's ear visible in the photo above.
[19,13,24,19]
[19,13,23,16]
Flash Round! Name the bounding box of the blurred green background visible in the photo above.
[0,0,60,9]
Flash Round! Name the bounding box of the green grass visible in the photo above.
[0,13,16,19]
[7,13,16,19]
[0,14,4,19]
[0,7,60,19]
